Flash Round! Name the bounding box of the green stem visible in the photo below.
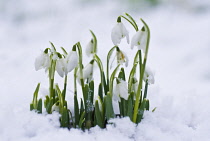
[133,19,150,123]
[106,46,117,91]
[94,54,105,95]
[109,64,120,97]
[74,67,78,95]
[62,75,67,101]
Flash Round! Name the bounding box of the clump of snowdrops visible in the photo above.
[30,13,155,129]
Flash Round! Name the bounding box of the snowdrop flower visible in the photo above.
[86,39,95,57]
[132,77,138,93]
[52,103,59,112]
[113,79,129,101]
[56,50,78,77]
[111,17,129,45]
[77,60,94,83]
[131,29,147,51]
[116,48,129,67]
[35,51,50,71]
[143,67,155,85]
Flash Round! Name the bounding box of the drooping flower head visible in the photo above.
[116,47,129,67]
[131,27,147,51]
[35,49,50,71]
[111,17,129,46]
[86,39,95,57]
[77,60,94,84]
[113,78,129,102]
[56,46,78,77]
[143,66,155,85]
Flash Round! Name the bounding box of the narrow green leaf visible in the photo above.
[32,83,40,109]
[60,106,69,128]
[79,111,85,128]
[79,98,84,119]
[127,95,133,120]
[98,83,103,100]
[105,93,115,121]
[89,81,94,104]
[136,99,147,123]
[118,68,126,81]
[143,81,148,99]
[44,95,49,108]
[95,100,103,128]
[90,30,97,54]
[46,98,53,114]
[152,107,157,112]
[145,99,149,111]
[30,103,34,111]
[74,95,79,126]
[37,98,42,114]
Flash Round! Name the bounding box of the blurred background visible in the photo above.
[0,0,210,116]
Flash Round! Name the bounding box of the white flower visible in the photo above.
[143,67,155,85]
[35,52,50,71]
[131,30,147,51]
[111,22,129,45]
[56,51,78,77]
[113,79,129,101]
[132,76,138,93]
[86,40,95,57]
[52,104,59,112]
[117,49,129,67]
[77,61,94,83]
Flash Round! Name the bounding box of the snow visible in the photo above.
[1,0,210,141]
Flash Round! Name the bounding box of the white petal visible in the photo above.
[144,66,155,85]
[120,23,129,44]
[118,80,129,100]
[131,30,147,51]
[56,59,65,77]
[35,53,50,71]
[122,51,129,67]
[131,31,141,49]
[66,51,78,72]
[113,84,121,102]
[83,63,93,80]
[86,41,94,57]
[111,24,122,45]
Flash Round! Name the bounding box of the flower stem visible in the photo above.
[133,19,150,123]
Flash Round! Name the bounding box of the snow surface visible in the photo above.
[1,0,210,141]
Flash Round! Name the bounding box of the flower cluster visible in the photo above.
[30,13,155,129]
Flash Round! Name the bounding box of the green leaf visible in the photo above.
[98,83,103,100]
[30,103,34,111]
[95,100,103,128]
[143,82,148,99]
[145,99,149,111]
[60,106,69,128]
[79,111,85,129]
[44,95,49,108]
[46,97,53,114]
[136,99,147,124]
[79,98,84,119]
[109,64,120,96]
[90,30,97,54]
[128,63,138,93]
[74,95,79,127]
[32,83,40,109]
[118,68,126,81]
[127,95,133,120]
[152,107,157,112]
[89,81,94,104]
[105,92,115,121]
[37,98,42,114]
